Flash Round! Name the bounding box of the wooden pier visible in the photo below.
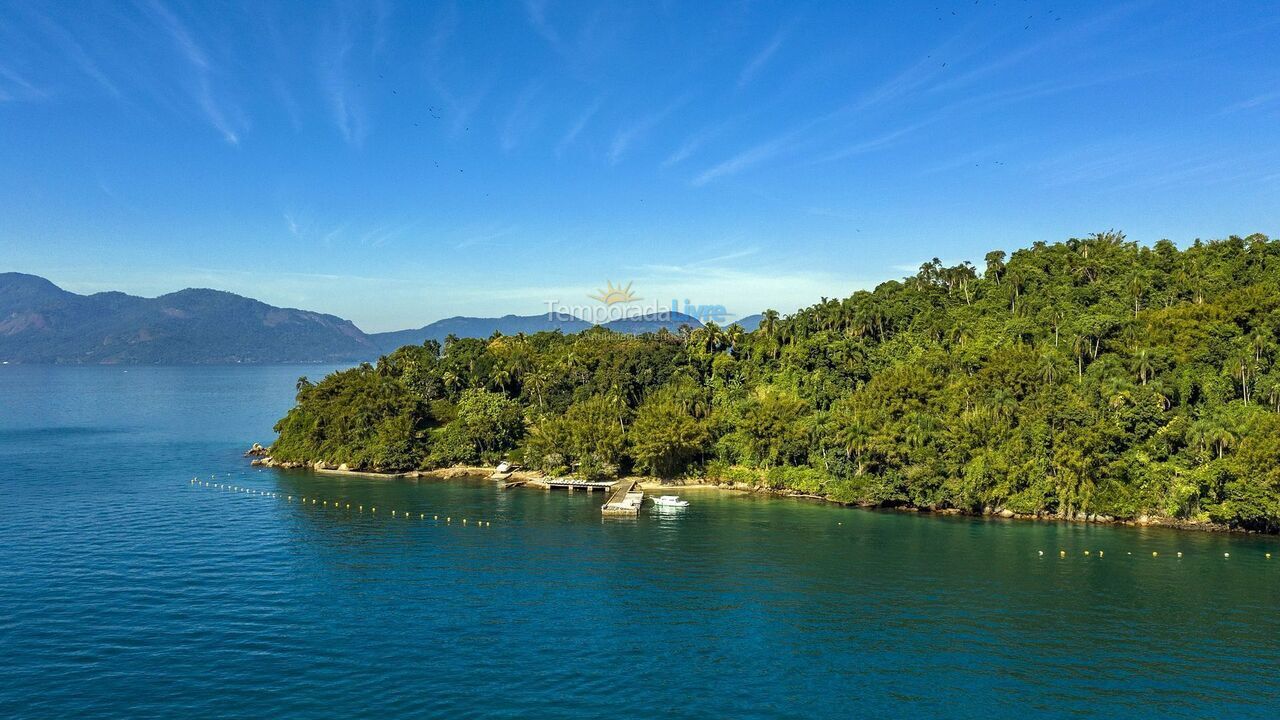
[601,479,644,516]
[542,477,615,494]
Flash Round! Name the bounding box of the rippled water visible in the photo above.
[1,365,1279,718]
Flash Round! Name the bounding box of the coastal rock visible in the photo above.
[337,463,350,472]
[999,509,1015,518]
[244,442,269,457]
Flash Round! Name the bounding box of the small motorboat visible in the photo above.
[652,495,689,508]
[495,461,511,473]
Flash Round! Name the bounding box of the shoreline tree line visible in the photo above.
[270,232,1280,531]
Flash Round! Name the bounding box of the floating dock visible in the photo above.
[601,479,643,516]
[542,477,616,494]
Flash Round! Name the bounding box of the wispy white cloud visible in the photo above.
[142,0,243,144]
[807,118,935,166]
[500,81,544,151]
[523,0,562,50]
[144,0,208,69]
[691,123,808,185]
[322,224,347,247]
[608,98,684,164]
[692,36,962,186]
[0,63,45,102]
[429,72,492,136]
[455,223,519,249]
[321,12,368,147]
[737,24,790,89]
[662,121,728,168]
[359,221,417,248]
[370,0,393,61]
[28,10,121,98]
[1220,90,1280,115]
[556,99,601,155]
[803,206,860,221]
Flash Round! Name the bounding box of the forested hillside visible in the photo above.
[270,233,1280,531]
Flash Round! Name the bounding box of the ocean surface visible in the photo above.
[1,365,1278,719]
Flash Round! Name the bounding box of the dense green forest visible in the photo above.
[270,233,1280,531]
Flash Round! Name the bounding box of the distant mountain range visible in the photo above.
[0,273,726,364]
[370,313,594,352]
[0,273,379,364]
[732,313,763,332]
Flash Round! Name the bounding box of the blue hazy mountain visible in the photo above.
[370,313,593,352]
[1,273,727,364]
[731,314,763,332]
[601,311,703,334]
[0,272,379,364]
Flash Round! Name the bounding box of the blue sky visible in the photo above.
[1,1,1277,332]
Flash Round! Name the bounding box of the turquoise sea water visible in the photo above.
[1,365,1279,719]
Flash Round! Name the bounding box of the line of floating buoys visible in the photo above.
[188,477,495,526]
[1037,549,1270,559]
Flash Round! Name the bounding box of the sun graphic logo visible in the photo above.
[589,280,641,305]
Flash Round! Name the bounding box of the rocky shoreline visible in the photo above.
[243,444,1251,535]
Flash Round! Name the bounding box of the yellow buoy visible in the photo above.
[1224,552,1230,558]
[1059,550,1065,557]
[447,517,451,522]
[1098,551,1104,558]
[1177,551,1182,558]
[1152,551,1158,557]
[1084,550,1090,556]
[371,507,376,512]
[434,515,438,520]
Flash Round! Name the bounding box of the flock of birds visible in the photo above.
[936,1,1065,29]
[189,476,494,527]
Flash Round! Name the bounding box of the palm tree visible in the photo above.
[759,309,780,340]
[1037,350,1060,387]
[1071,334,1089,379]
[441,371,461,395]
[702,321,725,354]
[1127,272,1145,317]
[1135,349,1154,386]
[726,324,745,356]
[1193,419,1237,460]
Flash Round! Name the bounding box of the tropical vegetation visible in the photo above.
[270,232,1280,531]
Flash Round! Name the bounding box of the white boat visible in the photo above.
[495,461,511,473]
[652,495,689,508]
